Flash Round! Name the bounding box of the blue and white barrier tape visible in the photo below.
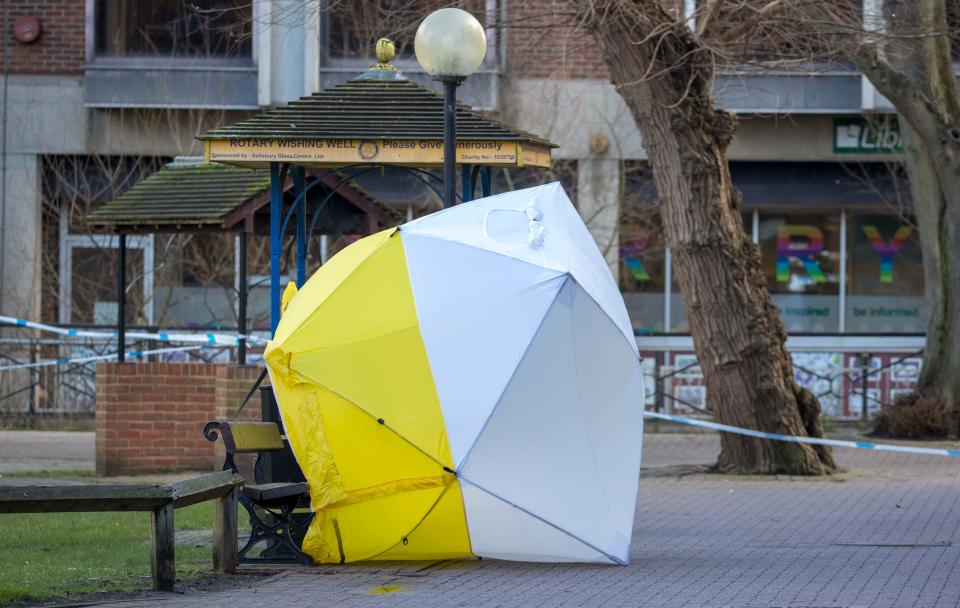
[644,411,960,457]
[0,345,207,372]
[0,315,268,346]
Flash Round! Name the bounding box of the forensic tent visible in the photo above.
[264,182,645,565]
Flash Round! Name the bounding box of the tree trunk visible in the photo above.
[901,124,960,437]
[855,0,960,436]
[578,0,836,474]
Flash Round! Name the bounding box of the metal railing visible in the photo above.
[0,326,265,416]
[1,321,927,422]
[642,349,925,421]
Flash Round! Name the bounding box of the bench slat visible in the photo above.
[169,472,246,509]
[0,471,244,513]
[242,482,309,502]
[0,485,169,513]
[222,422,285,453]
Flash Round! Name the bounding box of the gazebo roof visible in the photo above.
[200,68,556,169]
[87,159,268,231]
[87,157,399,233]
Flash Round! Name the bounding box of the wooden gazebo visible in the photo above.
[87,157,398,363]
[198,46,556,333]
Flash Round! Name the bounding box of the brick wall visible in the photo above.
[2,0,85,75]
[506,0,687,80]
[507,2,609,80]
[95,362,262,476]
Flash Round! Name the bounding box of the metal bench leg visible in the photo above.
[237,495,313,564]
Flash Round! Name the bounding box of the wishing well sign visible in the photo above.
[205,138,551,168]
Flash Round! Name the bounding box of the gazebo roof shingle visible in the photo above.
[199,71,555,147]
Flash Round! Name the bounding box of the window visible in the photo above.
[180,234,236,288]
[759,213,841,332]
[324,0,490,62]
[59,228,155,326]
[846,213,926,332]
[619,163,665,333]
[94,1,252,63]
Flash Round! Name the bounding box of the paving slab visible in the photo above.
[75,433,960,608]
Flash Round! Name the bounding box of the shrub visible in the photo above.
[872,392,948,439]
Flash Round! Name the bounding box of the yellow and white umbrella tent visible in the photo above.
[264,182,645,565]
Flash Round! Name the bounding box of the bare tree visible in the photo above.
[848,0,960,436]
[670,0,960,436]
[570,0,837,474]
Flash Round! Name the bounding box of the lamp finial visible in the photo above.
[375,38,396,69]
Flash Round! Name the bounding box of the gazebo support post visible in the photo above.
[293,166,307,287]
[462,164,473,203]
[116,232,126,363]
[237,230,248,365]
[481,166,491,198]
[269,162,283,334]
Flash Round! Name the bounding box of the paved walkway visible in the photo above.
[0,430,93,473]
[84,433,960,608]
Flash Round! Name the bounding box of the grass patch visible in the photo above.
[0,501,219,603]
[0,469,97,479]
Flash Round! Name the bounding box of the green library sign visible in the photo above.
[834,117,903,154]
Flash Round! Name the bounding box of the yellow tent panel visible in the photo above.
[265,228,472,563]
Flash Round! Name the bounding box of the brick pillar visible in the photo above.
[95,362,230,476]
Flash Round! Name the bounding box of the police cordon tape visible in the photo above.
[1,312,955,459]
[0,345,213,372]
[0,315,268,346]
[644,411,960,457]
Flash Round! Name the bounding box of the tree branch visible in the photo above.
[852,44,942,148]
[720,0,787,44]
[696,0,727,37]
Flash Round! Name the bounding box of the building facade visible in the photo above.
[0,0,926,418]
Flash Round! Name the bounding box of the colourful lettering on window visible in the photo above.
[621,238,651,281]
[862,225,911,283]
[777,225,826,283]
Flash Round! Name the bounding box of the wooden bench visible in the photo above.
[0,471,243,591]
[204,420,312,564]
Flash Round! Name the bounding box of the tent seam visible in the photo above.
[407,232,638,357]
[413,274,569,329]
[402,232,561,279]
[287,274,568,360]
[454,274,570,471]
[565,274,641,358]
[290,366,451,470]
[363,482,463,562]
[565,275,645,560]
[568,284,621,551]
[270,228,396,347]
[458,475,624,565]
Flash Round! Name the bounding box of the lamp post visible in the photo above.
[414,8,487,208]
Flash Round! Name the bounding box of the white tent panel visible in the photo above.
[459,280,634,564]
[400,233,563,322]
[402,233,567,465]
[460,482,613,563]
[402,183,637,354]
[569,279,645,550]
